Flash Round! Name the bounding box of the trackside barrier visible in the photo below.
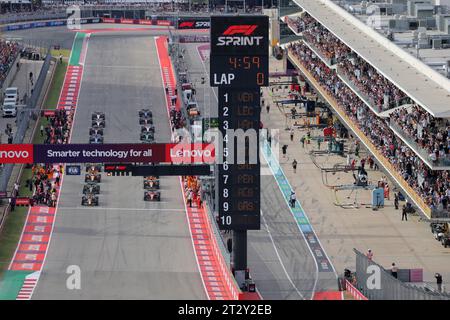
[0,52,52,193]
[201,198,241,300]
[0,18,101,32]
[354,249,450,300]
[0,52,57,235]
[287,51,432,219]
[345,280,368,300]
[101,17,173,26]
[203,200,231,266]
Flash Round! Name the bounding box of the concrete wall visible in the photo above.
[434,0,450,6]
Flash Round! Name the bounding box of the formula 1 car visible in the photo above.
[89,134,104,144]
[81,193,99,206]
[86,164,102,173]
[143,176,160,190]
[89,127,104,136]
[85,173,101,183]
[83,182,100,195]
[140,132,154,142]
[139,117,153,125]
[139,109,153,118]
[92,112,105,121]
[141,125,155,134]
[92,119,106,128]
[144,175,159,180]
[144,190,161,201]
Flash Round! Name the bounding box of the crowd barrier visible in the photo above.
[201,191,241,300]
[345,280,368,300]
[354,248,450,300]
[1,18,102,32]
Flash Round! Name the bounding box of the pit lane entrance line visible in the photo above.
[83,65,161,70]
[56,207,185,212]
[261,210,306,300]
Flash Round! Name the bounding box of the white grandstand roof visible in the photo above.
[292,0,450,118]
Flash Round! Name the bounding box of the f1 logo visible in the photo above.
[179,21,194,28]
[222,25,258,35]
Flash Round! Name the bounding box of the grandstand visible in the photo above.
[280,0,450,219]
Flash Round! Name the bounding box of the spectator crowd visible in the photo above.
[285,12,318,34]
[390,106,450,164]
[293,12,409,112]
[288,41,450,214]
[42,109,73,144]
[0,1,264,18]
[29,164,62,207]
[0,39,19,85]
[303,23,351,63]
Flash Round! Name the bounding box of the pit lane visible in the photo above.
[32,31,206,299]
[179,41,340,299]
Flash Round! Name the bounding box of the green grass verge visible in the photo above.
[50,49,71,59]
[0,58,68,279]
[0,206,28,277]
[44,60,68,110]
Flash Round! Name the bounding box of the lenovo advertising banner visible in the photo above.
[101,17,172,26]
[0,144,214,164]
[0,144,34,163]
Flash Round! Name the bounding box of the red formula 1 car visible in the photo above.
[144,190,161,201]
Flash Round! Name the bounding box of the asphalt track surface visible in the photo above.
[3,23,206,49]
[181,42,336,299]
[6,24,335,299]
[32,32,206,299]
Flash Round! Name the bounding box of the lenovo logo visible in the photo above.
[217,24,263,46]
[0,144,34,163]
